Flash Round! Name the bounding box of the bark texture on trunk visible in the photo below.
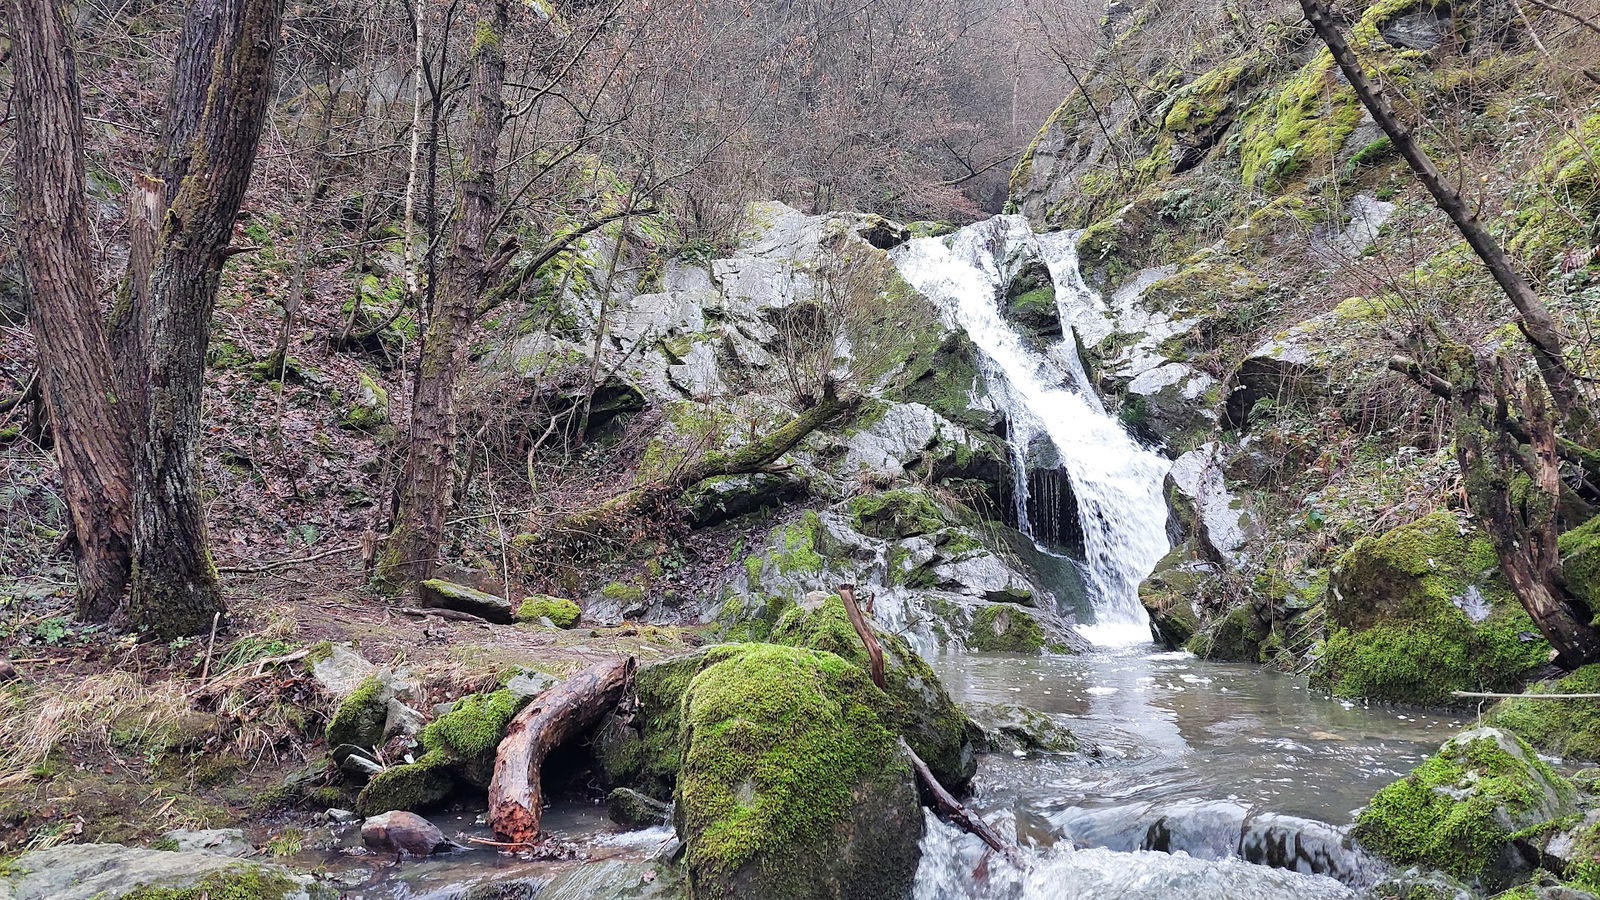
[488,657,635,844]
[1299,0,1592,438]
[8,0,135,621]
[1450,348,1600,666]
[122,0,286,638]
[378,0,509,591]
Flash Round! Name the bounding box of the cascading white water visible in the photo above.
[893,216,1171,645]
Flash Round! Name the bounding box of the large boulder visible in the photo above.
[1356,727,1577,890]
[1315,513,1551,705]
[0,843,329,900]
[770,597,980,789]
[673,644,922,900]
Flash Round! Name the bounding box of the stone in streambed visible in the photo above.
[1356,726,1576,889]
[158,827,253,857]
[361,810,450,856]
[608,786,671,827]
[0,843,326,900]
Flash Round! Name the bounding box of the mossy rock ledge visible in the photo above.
[673,643,922,900]
[1313,513,1551,705]
[1355,726,1577,890]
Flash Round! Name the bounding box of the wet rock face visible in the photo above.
[0,843,328,900]
[361,810,450,856]
[608,786,672,827]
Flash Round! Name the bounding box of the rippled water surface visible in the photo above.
[934,645,1462,823]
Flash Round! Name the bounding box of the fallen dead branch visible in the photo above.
[395,606,490,624]
[488,657,636,843]
[835,584,1026,867]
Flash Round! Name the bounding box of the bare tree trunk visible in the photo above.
[1299,0,1591,437]
[121,0,286,639]
[7,0,135,622]
[378,0,509,591]
[488,657,635,844]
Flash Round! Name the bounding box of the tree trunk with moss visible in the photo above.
[121,0,286,638]
[7,0,136,622]
[378,0,509,592]
[1450,349,1600,667]
[545,384,852,543]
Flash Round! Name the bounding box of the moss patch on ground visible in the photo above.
[516,595,581,628]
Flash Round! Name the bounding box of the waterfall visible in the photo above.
[892,217,1171,645]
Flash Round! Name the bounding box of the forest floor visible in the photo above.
[0,557,709,858]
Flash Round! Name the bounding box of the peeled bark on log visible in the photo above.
[488,657,636,844]
[839,584,885,689]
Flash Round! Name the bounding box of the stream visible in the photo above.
[320,217,1465,898]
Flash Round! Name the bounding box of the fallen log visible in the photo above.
[488,657,636,844]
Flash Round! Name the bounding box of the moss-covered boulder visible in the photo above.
[1561,515,1600,611]
[339,369,389,432]
[771,597,979,789]
[595,652,707,800]
[354,750,455,817]
[418,579,515,623]
[1487,664,1600,762]
[967,603,1046,653]
[352,685,534,815]
[1315,513,1551,705]
[516,595,581,628]
[673,644,922,900]
[325,676,388,750]
[845,489,944,540]
[1187,604,1267,663]
[1355,727,1577,889]
[1138,547,1207,649]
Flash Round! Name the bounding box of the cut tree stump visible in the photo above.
[487,656,636,844]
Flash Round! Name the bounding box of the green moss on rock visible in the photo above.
[771,598,979,789]
[1356,727,1577,886]
[420,688,530,786]
[515,595,581,628]
[118,866,313,900]
[325,676,387,750]
[354,750,455,816]
[846,490,944,540]
[596,652,707,799]
[1186,604,1267,663]
[1488,665,1600,761]
[968,604,1046,653]
[1560,516,1600,611]
[674,643,921,900]
[1316,513,1551,705]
